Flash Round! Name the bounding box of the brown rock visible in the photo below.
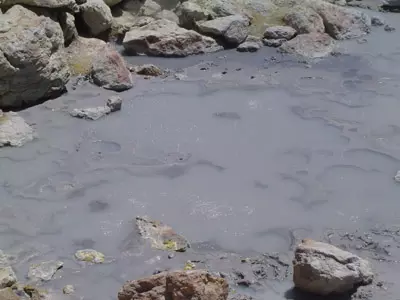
[118,270,228,300]
[284,7,325,34]
[279,33,335,58]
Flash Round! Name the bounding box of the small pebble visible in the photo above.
[106,96,122,112]
[168,253,175,259]
[384,24,395,32]
[63,285,75,295]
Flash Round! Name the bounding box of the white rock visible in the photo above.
[0,112,35,147]
[293,239,374,295]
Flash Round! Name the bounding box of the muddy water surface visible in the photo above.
[2,10,400,300]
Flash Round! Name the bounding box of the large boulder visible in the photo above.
[65,37,106,76]
[80,0,113,36]
[123,19,222,57]
[91,45,134,91]
[293,239,374,295]
[308,0,371,39]
[0,0,79,11]
[118,270,229,300]
[175,1,210,28]
[279,33,335,58]
[284,7,325,34]
[196,14,249,46]
[0,5,70,109]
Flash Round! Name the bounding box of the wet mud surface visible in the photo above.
[2,10,400,300]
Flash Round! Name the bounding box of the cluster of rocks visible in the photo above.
[0,0,381,112]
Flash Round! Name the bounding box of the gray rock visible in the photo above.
[132,64,163,76]
[74,249,105,263]
[263,25,296,40]
[91,45,133,91]
[70,106,111,120]
[59,12,78,45]
[138,0,162,17]
[237,35,262,52]
[197,15,249,45]
[293,239,374,295]
[262,38,285,47]
[28,261,63,282]
[284,7,325,34]
[0,0,78,11]
[394,170,400,182]
[311,1,371,40]
[62,285,75,295]
[80,0,113,36]
[384,24,395,32]
[136,216,190,252]
[104,0,123,6]
[0,267,17,288]
[123,19,222,57]
[176,1,210,28]
[154,10,179,23]
[371,15,385,26]
[118,270,229,300]
[106,96,122,112]
[0,5,70,109]
[0,112,35,147]
[279,33,336,58]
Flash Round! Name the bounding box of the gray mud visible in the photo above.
[1,9,400,300]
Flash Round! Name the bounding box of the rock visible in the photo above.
[0,0,78,11]
[371,15,385,26]
[65,37,106,76]
[197,15,249,46]
[123,19,222,57]
[0,251,14,268]
[80,0,113,36]
[132,64,163,76]
[74,249,105,263]
[0,288,19,300]
[311,1,371,40]
[23,285,48,300]
[175,1,210,28]
[293,239,374,295]
[284,7,325,34]
[0,267,16,289]
[262,38,285,47]
[27,261,63,282]
[0,112,35,147]
[118,270,229,300]
[263,25,296,40]
[237,35,262,52]
[62,285,74,295]
[91,45,133,92]
[183,260,196,270]
[111,8,154,38]
[106,96,122,112]
[70,106,111,120]
[0,5,70,109]
[138,0,162,16]
[384,24,395,32]
[154,10,179,23]
[59,12,78,46]
[136,216,190,252]
[279,33,335,58]
[104,0,123,6]
[394,170,400,182]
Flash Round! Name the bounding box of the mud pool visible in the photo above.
[1,9,400,300]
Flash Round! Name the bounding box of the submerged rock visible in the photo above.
[384,24,395,32]
[118,270,229,300]
[393,170,400,182]
[196,15,250,46]
[70,106,111,121]
[136,216,190,252]
[279,33,336,58]
[123,19,222,57]
[74,249,105,263]
[131,64,163,76]
[62,285,75,295]
[0,5,70,109]
[371,16,385,26]
[28,261,63,282]
[263,25,296,40]
[237,36,262,52]
[0,112,35,147]
[91,45,133,92]
[293,239,374,295]
[0,267,16,289]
